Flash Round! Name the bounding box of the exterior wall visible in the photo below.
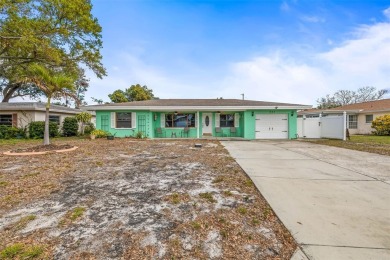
[354,112,389,135]
[96,109,298,139]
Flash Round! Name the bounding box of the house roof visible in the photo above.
[326,99,390,113]
[85,99,311,111]
[297,108,324,116]
[0,102,84,114]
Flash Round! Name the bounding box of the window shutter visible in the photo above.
[131,112,136,128]
[161,113,165,128]
[215,113,220,127]
[195,113,198,128]
[234,113,240,127]
[12,113,17,127]
[111,112,116,128]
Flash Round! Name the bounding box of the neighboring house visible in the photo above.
[298,99,390,135]
[0,102,91,130]
[85,99,311,139]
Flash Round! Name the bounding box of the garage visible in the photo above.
[255,114,288,139]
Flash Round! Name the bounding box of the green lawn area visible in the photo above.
[304,135,390,156]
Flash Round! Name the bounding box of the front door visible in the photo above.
[202,113,212,135]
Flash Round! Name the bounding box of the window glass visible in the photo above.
[0,115,12,126]
[165,113,195,128]
[116,112,132,128]
[49,115,60,125]
[365,114,373,123]
[220,114,234,127]
[348,115,358,129]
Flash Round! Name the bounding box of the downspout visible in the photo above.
[197,111,200,138]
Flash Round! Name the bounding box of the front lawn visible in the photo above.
[304,135,390,156]
[0,138,296,259]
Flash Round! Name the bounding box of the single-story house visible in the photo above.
[298,99,390,135]
[0,102,93,129]
[85,99,311,139]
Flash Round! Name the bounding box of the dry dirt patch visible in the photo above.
[0,139,296,259]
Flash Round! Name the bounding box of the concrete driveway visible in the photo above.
[222,140,390,260]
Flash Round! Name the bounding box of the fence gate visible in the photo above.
[297,112,346,140]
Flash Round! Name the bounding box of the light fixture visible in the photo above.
[251,111,254,116]
[154,113,157,121]
[291,111,294,116]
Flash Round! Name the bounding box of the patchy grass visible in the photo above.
[0,181,9,187]
[304,135,390,156]
[0,139,296,259]
[199,192,216,203]
[0,244,44,259]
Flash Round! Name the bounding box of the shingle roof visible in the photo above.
[0,102,83,113]
[327,99,390,112]
[86,99,307,107]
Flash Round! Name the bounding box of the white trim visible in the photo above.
[131,112,137,128]
[234,113,239,127]
[160,113,165,128]
[86,105,311,111]
[197,111,200,138]
[215,113,220,127]
[111,112,116,128]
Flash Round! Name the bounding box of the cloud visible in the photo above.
[300,15,326,23]
[383,7,390,19]
[280,1,290,12]
[217,21,390,105]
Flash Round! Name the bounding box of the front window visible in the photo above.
[220,114,234,127]
[365,115,373,123]
[116,112,132,128]
[348,115,358,129]
[165,113,195,128]
[49,115,60,125]
[0,115,12,126]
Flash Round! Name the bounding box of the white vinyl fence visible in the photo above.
[297,112,347,140]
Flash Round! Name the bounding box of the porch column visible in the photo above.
[197,111,200,138]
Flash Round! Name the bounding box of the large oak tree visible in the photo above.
[0,0,106,102]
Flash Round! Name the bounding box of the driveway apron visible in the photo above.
[222,140,390,260]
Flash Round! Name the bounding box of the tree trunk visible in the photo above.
[1,83,20,102]
[44,97,51,145]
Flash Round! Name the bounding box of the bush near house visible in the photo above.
[29,121,59,139]
[371,114,390,136]
[90,129,109,138]
[0,126,26,139]
[62,117,79,137]
[83,122,95,135]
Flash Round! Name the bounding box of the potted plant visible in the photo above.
[107,132,116,140]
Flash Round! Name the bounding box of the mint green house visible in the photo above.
[86,99,310,139]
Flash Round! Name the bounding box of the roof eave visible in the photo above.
[84,105,312,111]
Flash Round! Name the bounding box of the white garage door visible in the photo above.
[255,114,288,139]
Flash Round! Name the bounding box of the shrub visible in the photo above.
[62,117,79,136]
[84,122,95,135]
[0,126,26,139]
[90,129,109,138]
[28,121,59,139]
[371,114,390,135]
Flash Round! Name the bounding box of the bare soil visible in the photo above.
[0,138,296,259]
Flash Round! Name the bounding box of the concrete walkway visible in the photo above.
[222,140,390,260]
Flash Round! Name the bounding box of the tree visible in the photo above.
[75,111,92,135]
[108,90,128,103]
[108,84,155,103]
[317,87,388,109]
[126,84,154,101]
[23,64,77,145]
[0,0,106,102]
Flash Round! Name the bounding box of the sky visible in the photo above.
[86,0,390,106]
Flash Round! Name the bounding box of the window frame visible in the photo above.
[49,115,61,125]
[220,114,235,127]
[348,115,358,129]
[0,114,13,126]
[165,113,195,128]
[365,114,373,124]
[115,112,132,129]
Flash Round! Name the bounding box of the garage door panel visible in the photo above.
[255,114,288,139]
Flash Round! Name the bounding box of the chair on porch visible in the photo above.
[155,127,165,138]
[181,127,190,138]
[215,127,223,137]
[229,127,237,137]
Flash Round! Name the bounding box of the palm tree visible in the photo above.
[25,64,77,145]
